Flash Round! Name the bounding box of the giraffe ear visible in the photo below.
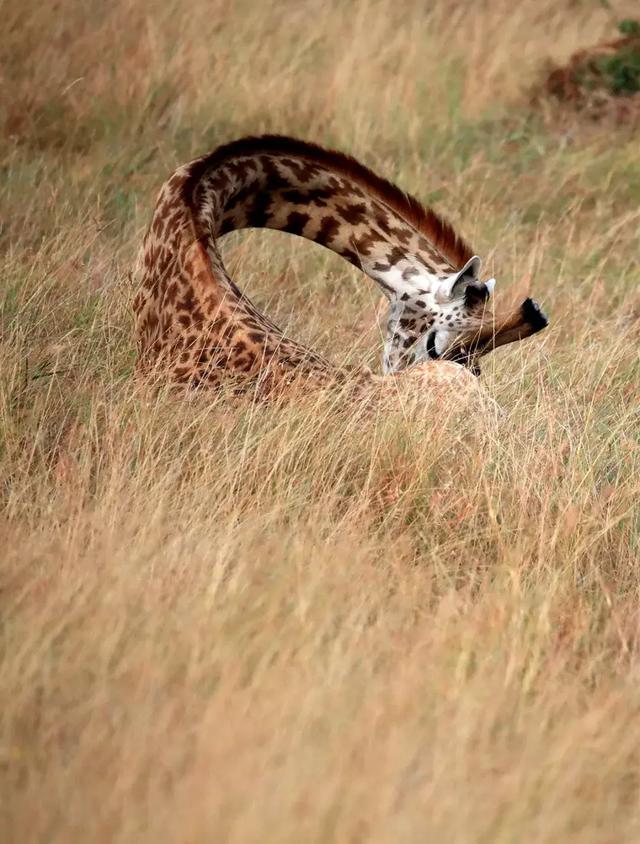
[450,256,482,299]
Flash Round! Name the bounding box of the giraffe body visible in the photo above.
[133,136,548,395]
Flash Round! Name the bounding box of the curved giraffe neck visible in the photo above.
[186,135,473,296]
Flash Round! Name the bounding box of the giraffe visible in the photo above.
[133,135,548,396]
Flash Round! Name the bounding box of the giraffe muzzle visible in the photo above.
[443,297,550,371]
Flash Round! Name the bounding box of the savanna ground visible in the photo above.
[2,1,640,841]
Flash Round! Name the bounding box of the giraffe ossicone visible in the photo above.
[133,135,548,396]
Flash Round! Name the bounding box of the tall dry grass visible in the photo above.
[2,0,640,841]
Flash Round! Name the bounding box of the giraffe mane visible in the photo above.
[182,134,475,271]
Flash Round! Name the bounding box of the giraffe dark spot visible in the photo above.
[280,189,308,204]
[228,160,251,180]
[316,216,340,247]
[247,191,273,227]
[400,292,410,301]
[399,318,416,330]
[299,162,322,181]
[402,267,419,281]
[260,156,290,191]
[179,288,195,311]
[336,202,367,226]
[392,227,412,245]
[341,248,362,267]
[225,180,260,212]
[373,207,391,235]
[216,215,235,236]
[190,307,204,326]
[387,246,406,266]
[285,211,311,236]
[173,333,188,350]
[165,281,178,304]
[221,323,237,343]
[233,355,252,371]
[350,231,379,256]
[280,157,321,183]
[306,187,334,206]
[415,300,426,308]
[209,173,228,192]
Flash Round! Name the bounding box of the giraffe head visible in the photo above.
[379,256,548,375]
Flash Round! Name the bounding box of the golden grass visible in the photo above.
[2,0,640,840]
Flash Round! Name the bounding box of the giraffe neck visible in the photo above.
[186,136,470,305]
